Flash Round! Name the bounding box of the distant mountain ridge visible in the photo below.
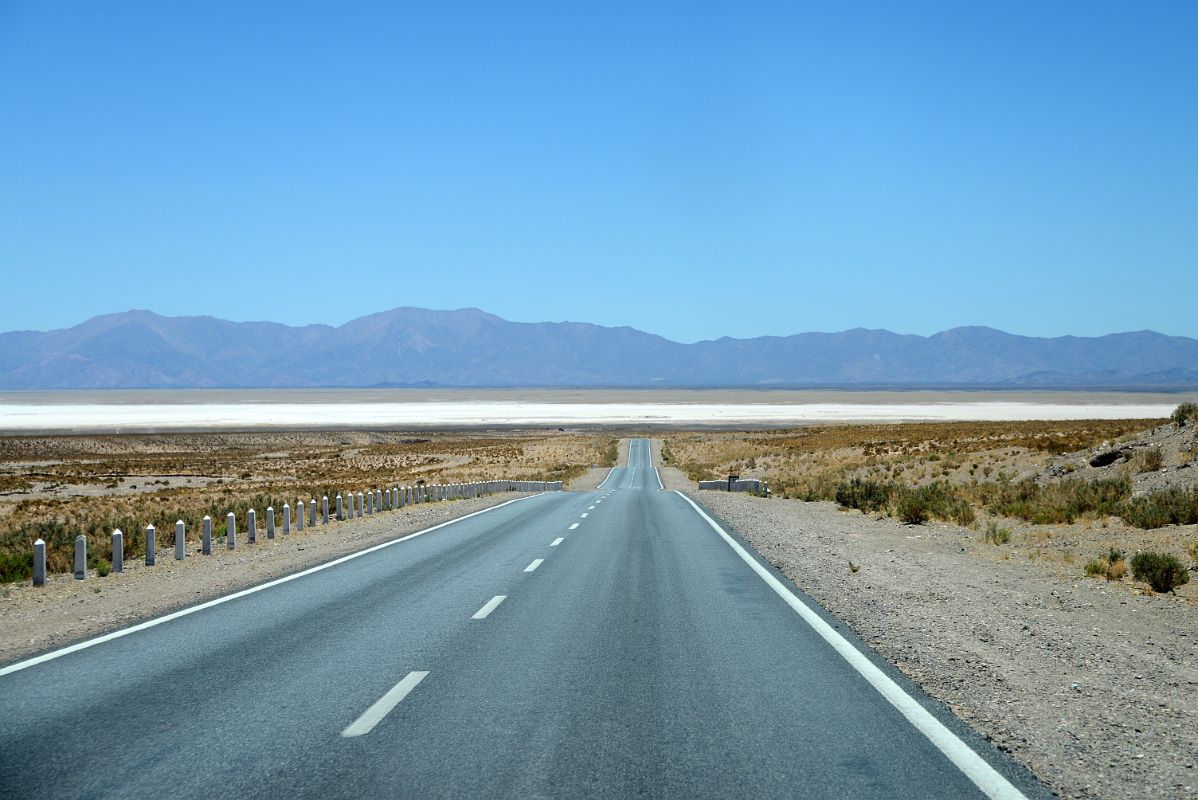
[1,308,1196,389]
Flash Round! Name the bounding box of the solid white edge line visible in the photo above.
[341,670,429,737]
[1,493,546,678]
[472,595,507,620]
[568,523,579,530]
[596,465,617,489]
[524,558,543,572]
[673,491,1029,800]
[550,537,564,546]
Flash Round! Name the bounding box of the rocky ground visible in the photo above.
[1044,418,1198,495]
[659,455,1196,800]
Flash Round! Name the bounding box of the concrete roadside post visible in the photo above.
[227,512,237,549]
[283,503,290,535]
[322,496,329,525]
[296,501,304,531]
[145,524,156,566]
[357,492,364,517]
[74,535,87,580]
[375,489,382,511]
[33,539,46,586]
[336,494,344,521]
[248,509,257,544]
[175,520,185,560]
[202,516,212,555]
[309,498,316,527]
[112,529,124,572]
[266,507,276,539]
[366,492,373,515]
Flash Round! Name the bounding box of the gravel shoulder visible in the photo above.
[0,493,534,666]
[671,468,1196,800]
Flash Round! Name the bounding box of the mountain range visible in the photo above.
[1,308,1196,389]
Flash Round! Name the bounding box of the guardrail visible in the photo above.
[30,479,563,585]
[697,478,769,494]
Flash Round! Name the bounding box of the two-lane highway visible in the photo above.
[0,439,1048,798]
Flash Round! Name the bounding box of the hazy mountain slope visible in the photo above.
[0,309,1195,389]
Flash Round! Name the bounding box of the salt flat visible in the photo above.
[0,388,1187,432]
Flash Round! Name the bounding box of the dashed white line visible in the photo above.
[524,559,544,572]
[550,537,564,546]
[588,505,595,510]
[580,513,588,518]
[569,523,579,530]
[472,595,507,619]
[341,671,429,738]
[0,493,540,679]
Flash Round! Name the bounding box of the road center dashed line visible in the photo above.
[550,537,564,546]
[580,513,588,518]
[471,595,507,620]
[569,523,579,530]
[341,671,429,738]
[524,559,544,572]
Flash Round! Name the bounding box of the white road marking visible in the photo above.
[596,466,618,489]
[550,537,564,546]
[524,558,544,572]
[341,671,429,737]
[569,523,580,530]
[674,492,1029,800]
[472,595,507,619]
[0,493,542,678]
[580,513,588,518]
[588,505,595,510]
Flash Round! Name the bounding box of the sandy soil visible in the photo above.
[0,493,534,666]
[665,454,1197,799]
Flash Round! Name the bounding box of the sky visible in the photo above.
[1,1,1195,343]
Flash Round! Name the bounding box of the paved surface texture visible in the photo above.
[0,440,1050,799]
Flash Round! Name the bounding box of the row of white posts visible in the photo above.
[33,480,563,585]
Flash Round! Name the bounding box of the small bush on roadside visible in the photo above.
[835,479,894,513]
[1172,402,1198,427]
[96,559,111,577]
[892,482,975,526]
[1130,551,1190,593]
[1085,549,1126,581]
[1136,448,1164,473]
[896,490,929,524]
[983,522,1011,545]
[1120,487,1198,529]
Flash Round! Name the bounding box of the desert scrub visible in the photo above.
[1084,549,1126,581]
[1172,401,1197,427]
[1119,486,1198,529]
[835,479,894,513]
[976,477,1130,524]
[1130,551,1190,593]
[893,483,975,526]
[982,522,1011,545]
[598,438,619,468]
[1135,447,1164,473]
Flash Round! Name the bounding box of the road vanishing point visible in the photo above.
[0,440,1050,799]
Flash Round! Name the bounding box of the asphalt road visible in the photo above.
[0,440,1049,799]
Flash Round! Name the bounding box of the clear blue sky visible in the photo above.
[1,1,1195,343]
